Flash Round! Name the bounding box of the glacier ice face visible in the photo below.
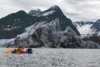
[2,19,100,48]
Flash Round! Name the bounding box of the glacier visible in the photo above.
[2,19,99,48]
[0,18,100,48]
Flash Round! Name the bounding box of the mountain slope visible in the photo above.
[91,19,100,33]
[0,5,100,48]
[28,5,80,36]
[75,20,100,37]
[0,5,80,39]
[74,21,94,37]
[74,20,100,45]
[0,10,47,39]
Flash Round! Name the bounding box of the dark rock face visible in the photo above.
[91,19,100,32]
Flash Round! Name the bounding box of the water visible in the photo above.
[0,48,100,67]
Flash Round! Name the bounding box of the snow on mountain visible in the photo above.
[1,4,80,47]
[28,5,80,36]
[4,26,20,31]
[74,20,100,46]
[28,5,60,17]
[74,19,100,37]
[76,24,94,37]
[41,5,60,16]
[28,9,41,16]
[50,5,60,10]
[41,11,55,16]
[74,21,97,37]
[1,5,99,48]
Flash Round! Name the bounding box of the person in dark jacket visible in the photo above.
[27,48,32,54]
[12,49,17,53]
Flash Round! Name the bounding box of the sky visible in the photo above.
[0,0,100,22]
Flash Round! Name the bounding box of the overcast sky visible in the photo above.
[0,0,100,22]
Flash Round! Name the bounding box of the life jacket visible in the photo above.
[16,48,23,54]
[16,50,20,54]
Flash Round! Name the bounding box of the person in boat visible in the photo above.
[16,47,24,54]
[27,48,32,54]
[12,47,33,54]
[12,47,24,54]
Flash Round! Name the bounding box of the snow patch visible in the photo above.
[4,26,20,31]
[42,11,55,16]
[76,24,95,37]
